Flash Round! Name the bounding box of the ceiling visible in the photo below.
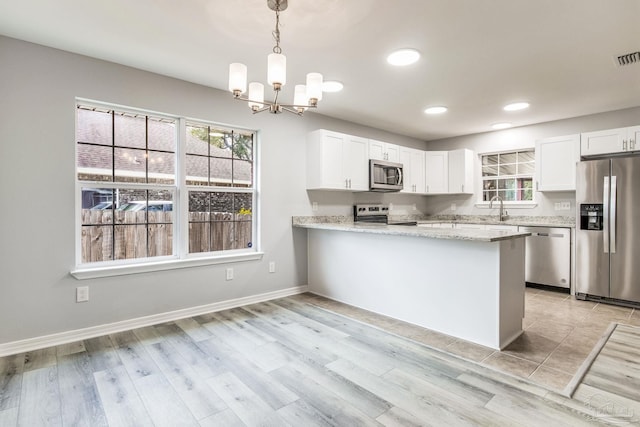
[1,0,639,141]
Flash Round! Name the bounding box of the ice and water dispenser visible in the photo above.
[580,204,604,231]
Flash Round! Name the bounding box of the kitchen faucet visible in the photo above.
[489,195,507,221]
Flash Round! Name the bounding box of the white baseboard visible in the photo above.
[0,285,309,357]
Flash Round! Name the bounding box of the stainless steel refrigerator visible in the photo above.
[576,156,640,305]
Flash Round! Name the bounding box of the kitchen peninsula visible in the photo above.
[293,217,531,350]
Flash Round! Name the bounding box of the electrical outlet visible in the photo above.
[226,268,234,281]
[412,204,417,211]
[561,201,571,210]
[312,202,318,212]
[269,261,276,273]
[554,202,562,211]
[76,286,89,303]
[389,203,393,211]
[451,203,457,211]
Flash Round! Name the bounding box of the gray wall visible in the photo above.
[0,36,426,345]
[424,107,640,217]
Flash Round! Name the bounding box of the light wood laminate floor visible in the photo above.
[1,292,635,426]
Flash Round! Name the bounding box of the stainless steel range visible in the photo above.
[353,204,417,225]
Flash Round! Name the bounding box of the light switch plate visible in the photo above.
[76,286,89,302]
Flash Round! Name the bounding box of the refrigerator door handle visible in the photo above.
[603,176,609,253]
[610,175,617,254]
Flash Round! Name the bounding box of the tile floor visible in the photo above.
[293,287,640,393]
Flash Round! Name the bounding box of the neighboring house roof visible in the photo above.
[76,107,252,185]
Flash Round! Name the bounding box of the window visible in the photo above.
[185,123,254,253]
[481,150,534,202]
[75,102,258,272]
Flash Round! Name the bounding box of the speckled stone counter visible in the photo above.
[420,214,575,228]
[292,216,531,242]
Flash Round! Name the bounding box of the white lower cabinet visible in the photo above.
[307,129,369,191]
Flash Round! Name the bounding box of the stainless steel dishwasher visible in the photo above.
[519,226,571,289]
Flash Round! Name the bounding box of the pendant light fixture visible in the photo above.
[228,0,323,115]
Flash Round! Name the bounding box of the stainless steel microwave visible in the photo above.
[369,159,403,192]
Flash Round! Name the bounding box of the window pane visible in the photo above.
[81,225,113,263]
[149,223,172,257]
[483,154,498,166]
[483,190,497,201]
[500,153,517,164]
[518,151,534,162]
[186,154,209,185]
[233,133,253,161]
[77,108,112,146]
[233,159,253,187]
[114,114,145,149]
[188,191,211,254]
[149,150,175,184]
[482,165,498,177]
[211,158,233,186]
[234,193,253,250]
[498,178,515,190]
[498,190,516,201]
[77,144,113,181]
[210,131,233,158]
[148,119,176,152]
[499,164,516,175]
[518,162,535,174]
[114,224,147,260]
[114,147,146,183]
[186,124,210,156]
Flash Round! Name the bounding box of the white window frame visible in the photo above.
[71,100,262,279]
[476,148,537,209]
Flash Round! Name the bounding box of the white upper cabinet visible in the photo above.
[307,129,369,191]
[581,126,640,157]
[369,139,400,162]
[399,146,426,194]
[425,151,449,194]
[448,149,474,194]
[535,134,579,192]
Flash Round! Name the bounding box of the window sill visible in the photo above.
[475,202,538,209]
[70,252,264,280]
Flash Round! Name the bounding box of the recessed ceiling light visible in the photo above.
[323,81,344,92]
[492,123,512,130]
[503,102,530,111]
[424,106,448,115]
[387,49,420,66]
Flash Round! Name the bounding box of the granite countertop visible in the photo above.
[420,214,575,228]
[293,220,531,242]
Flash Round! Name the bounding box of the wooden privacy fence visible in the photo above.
[81,210,252,263]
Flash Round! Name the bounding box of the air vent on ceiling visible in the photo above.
[615,51,640,67]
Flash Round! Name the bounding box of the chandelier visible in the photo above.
[228,0,323,115]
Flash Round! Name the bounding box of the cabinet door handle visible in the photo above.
[623,140,628,150]
[348,179,352,188]
[536,181,539,191]
[632,139,636,150]
[461,184,464,193]
[345,179,348,188]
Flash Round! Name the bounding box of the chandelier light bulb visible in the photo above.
[306,72,323,105]
[248,82,265,111]
[293,85,309,112]
[267,53,287,89]
[228,63,247,95]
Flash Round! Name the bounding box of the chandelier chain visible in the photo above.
[272,5,282,54]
